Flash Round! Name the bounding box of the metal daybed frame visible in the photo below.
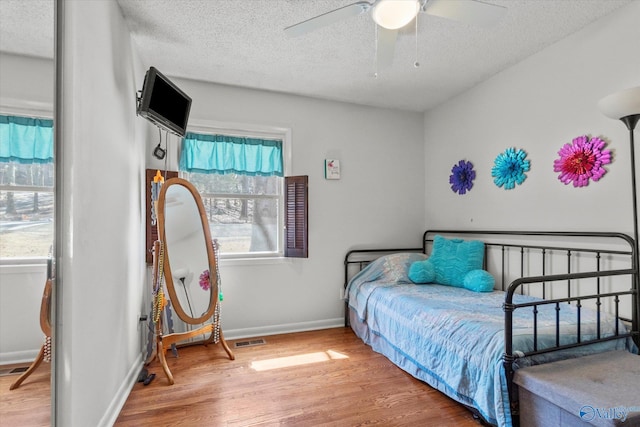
[343,230,639,426]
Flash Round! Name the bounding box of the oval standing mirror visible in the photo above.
[160,180,216,324]
[154,177,233,384]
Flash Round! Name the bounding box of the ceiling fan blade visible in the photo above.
[424,0,506,28]
[284,1,372,38]
[376,27,397,69]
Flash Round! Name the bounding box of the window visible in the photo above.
[179,124,307,259]
[181,171,282,256]
[0,114,54,259]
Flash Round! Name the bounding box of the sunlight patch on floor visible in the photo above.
[250,350,349,371]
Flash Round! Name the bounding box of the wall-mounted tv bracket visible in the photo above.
[136,90,142,115]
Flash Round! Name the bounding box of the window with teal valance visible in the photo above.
[0,115,54,164]
[180,132,283,177]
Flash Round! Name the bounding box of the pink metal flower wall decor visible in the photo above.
[553,135,612,187]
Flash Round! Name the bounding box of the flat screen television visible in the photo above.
[137,67,192,137]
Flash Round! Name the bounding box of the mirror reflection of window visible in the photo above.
[0,115,54,259]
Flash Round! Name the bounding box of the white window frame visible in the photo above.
[182,119,292,263]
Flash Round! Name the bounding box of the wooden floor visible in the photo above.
[0,362,51,427]
[116,327,481,426]
[0,328,483,426]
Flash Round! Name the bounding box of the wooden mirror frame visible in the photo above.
[158,177,217,324]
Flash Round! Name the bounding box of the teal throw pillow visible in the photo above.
[408,259,435,283]
[429,235,484,287]
[463,269,495,292]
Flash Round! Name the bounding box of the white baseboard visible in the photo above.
[97,353,143,427]
[223,318,345,340]
[0,349,40,365]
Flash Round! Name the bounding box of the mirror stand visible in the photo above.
[155,316,234,385]
[149,236,234,385]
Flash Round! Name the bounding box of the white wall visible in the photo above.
[0,264,46,363]
[56,1,148,426]
[424,1,640,236]
[148,80,426,338]
[0,53,53,115]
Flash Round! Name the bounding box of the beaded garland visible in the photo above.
[212,239,222,344]
[44,336,52,363]
[152,241,166,324]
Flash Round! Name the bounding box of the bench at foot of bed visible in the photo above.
[514,350,640,427]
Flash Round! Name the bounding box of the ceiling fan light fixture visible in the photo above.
[372,0,420,30]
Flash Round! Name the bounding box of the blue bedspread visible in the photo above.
[347,269,633,427]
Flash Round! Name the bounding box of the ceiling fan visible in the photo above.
[284,0,507,69]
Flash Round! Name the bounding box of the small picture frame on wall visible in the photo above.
[325,159,341,180]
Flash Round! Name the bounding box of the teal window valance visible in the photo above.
[180,132,283,177]
[0,115,54,164]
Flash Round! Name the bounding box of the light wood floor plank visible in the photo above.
[0,363,50,426]
[0,328,483,426]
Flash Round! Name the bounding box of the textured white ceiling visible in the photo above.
[0,0,54,59]
[0,0,633,112]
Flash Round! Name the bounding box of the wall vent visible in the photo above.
[0,366,28,377]
[234,338,266,348]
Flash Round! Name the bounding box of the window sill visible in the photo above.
[219,257,293,267]
[0,257,48,267]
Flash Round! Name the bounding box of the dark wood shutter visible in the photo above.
[284,175,308,258]
[145,168,178,264]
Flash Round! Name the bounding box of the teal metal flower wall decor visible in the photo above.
[492,147,530,190]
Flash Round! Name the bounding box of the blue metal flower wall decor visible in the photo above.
[492,147,530,190]
[449,160,476,195]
